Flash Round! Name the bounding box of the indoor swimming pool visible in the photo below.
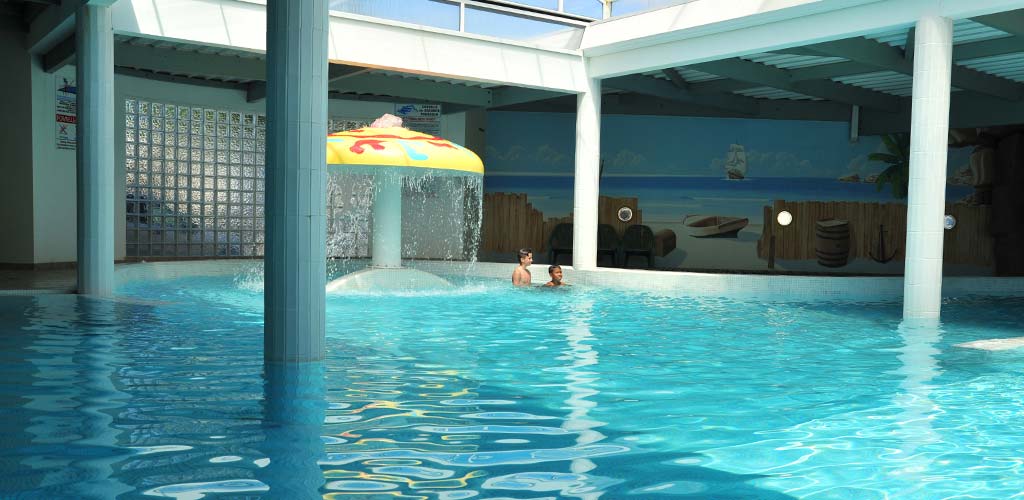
[2,271,1024,499]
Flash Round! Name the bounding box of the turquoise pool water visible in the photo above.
[2,275,1024,499]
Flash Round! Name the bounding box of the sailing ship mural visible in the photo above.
[725,144,747,180]
[684,144,751,237]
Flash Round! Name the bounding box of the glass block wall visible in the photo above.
[124,99,266,258]
[125,97,371,260]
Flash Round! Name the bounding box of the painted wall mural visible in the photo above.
[482,111,996,275]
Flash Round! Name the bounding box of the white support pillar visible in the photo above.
[572,76,601,270]
[264,0,329,362]
[903,15,953,324]
[372,173,403,268]
[75,3,115,296]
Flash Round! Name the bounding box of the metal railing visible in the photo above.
[327,0,697,46]
[329,0,600,48]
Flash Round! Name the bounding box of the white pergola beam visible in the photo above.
[581,0,885,56]
[586,0,1024,79]
[110,0,588,93]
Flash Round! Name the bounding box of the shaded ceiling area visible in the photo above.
[507,13,1024,134]
[4,0,1024,133]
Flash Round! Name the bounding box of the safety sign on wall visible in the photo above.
[394,103,441,137]
[56,77,77,150]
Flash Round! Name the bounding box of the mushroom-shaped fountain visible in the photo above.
[325,115,484,291]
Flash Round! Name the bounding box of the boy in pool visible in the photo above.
[512,248,532,287]
[543,265,568,287]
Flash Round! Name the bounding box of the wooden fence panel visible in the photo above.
[758,200,991,266]
[482,193,645,254]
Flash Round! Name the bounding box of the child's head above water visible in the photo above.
[517,248,533,266]
[548,265,562,282]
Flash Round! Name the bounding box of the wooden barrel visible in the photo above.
[816,219,850,268]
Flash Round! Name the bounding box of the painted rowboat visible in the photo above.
[683,215,749,238]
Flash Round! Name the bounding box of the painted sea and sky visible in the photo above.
[482,111,980,273]
[484,111,973,224]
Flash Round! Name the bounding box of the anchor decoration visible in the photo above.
[869,224,899,264]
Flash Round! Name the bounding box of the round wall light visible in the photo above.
[777,210,793,226]
[617,206,634,222]
[944,214,957,230]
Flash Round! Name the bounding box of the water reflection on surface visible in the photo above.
[4,281,1024,499]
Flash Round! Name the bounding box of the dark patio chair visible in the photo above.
[622,224,656,269]
[548,223,573,265]
[598,223,620,266]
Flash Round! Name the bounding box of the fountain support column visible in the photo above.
[76,2,115,296]
[264,0,328,362]
[903,15,952,325]
[573,75,602,270]
[372,174,403,268]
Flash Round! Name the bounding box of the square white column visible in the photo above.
[903,15,953,324]
[572,76,601,270]
[264,0,329,362]
[76,3,115,295]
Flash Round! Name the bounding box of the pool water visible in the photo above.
[2,275,1024,499]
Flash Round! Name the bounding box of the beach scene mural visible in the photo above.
[483,111,994,275]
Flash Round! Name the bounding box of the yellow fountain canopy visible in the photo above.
[326,127,483,176]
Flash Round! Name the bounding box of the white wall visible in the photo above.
[30,63,78,264]
[0,26,37,264]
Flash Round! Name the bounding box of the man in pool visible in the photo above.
[543,264,568,287]
[512,248,532,286]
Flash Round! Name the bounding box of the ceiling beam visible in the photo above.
[26,0,80,54]
[804,37,1024,101]
[25,0,114,53]
[328,91,435,107]
[42,34,75,73]
[788,61,880,81]
[114,67,246,91]
[661,68,689,89]
[905,27,916,62]
[490,86,567,107]
[739,34,1024,65]
[115,43,266,81]
[863,90,1024,134]
[329,74,492,107]
[690,58,901,110]
[246,64,371,102]
[604,74,759,115]
[753,47,822,57]
[954,36,1024,60]
[686,78,755,94]
[973,10,1024,38]
[499,92,852,122]
[112,41,513,109]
